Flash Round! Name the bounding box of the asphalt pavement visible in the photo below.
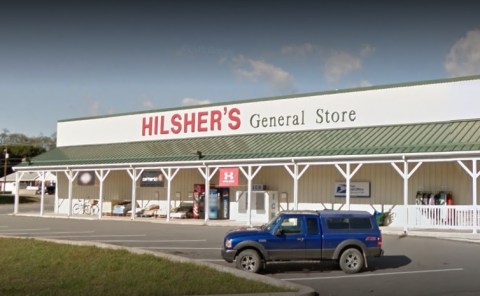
[3,199,480,296]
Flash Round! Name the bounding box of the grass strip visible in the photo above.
[0,194,39,204]
[0,237,292,295]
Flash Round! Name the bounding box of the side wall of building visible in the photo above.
[57,161,477,212]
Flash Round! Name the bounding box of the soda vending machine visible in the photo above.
[208,187,230,220]
[220,188,230,219]
[193,184,205,219]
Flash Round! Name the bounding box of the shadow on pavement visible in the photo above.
[261,255,411,275]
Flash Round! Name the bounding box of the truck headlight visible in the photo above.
[225,239,232,248]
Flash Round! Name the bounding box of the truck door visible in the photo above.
[265,216,306,260]
[305,217,322,259]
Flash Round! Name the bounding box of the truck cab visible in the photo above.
[221,210,383,274]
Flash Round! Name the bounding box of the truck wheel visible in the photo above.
[339,248,364,274]
[236,249,261,273]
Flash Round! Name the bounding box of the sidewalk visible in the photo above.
[380,225,480,244]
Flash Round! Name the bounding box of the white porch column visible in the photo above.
[127,168,143,220]
[239,166,262,226]
[457,160,480,234]
[37,171,46,216]
[65,170,79,217]
[14,171,25,214]
[52,172,59,214]
[198,166,218,224]
[391,160,422,232]
[284,164,310,210]
[335,163,363,210]
[95,170,111,219]
[160,167,180,222]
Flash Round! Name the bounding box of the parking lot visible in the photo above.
[2,205,480,296]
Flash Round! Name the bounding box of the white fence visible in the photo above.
[407,205,480,230]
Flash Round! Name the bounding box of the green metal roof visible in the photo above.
[18,119,480,168]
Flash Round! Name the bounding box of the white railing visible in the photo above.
[407,205,480,230]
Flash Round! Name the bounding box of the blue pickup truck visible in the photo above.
[221,210,383,274]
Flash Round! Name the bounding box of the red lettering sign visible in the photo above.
[218,168,239,187]
[141,107,242,137]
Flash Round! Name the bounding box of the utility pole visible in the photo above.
[2,147,8,192]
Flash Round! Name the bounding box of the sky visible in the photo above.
[1,0,480,137]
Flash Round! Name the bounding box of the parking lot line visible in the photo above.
[142,247,221,250]
[0,228,50,232]
[282,268,464,281]
[44,234,146,238]
[94,239,207,243]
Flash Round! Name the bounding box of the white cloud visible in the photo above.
[181,97,212,107]
[281,43,316,56]
[324,51,361,83]
[359,80,372,87]
[232,55,296,93]
[360,44,376,57]
[323,45,375,83]
[85,98,100,116]
[445,29,480,77]
[142,99,155,109]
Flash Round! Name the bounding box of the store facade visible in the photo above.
[12,75,480,232]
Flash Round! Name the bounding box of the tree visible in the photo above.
[1,145,46,178]
[0,130,55,178]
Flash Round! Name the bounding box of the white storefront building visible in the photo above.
[12,75,480,232]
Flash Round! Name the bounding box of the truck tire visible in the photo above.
[339,248,364,274]
[236,249,261,273]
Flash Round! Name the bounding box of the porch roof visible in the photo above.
[15,119,480,170]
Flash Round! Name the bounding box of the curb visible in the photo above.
[1,235,316,296]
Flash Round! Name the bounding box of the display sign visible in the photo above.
[57,79,480,147]
[77,171,95,186]
[139,171,164,187]
[335,182,370,197]
[218,168,239,187]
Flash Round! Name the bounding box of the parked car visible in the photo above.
[35,184,56,195]
[112,201,139,216]
[170,203,194,219]
[137,204,160,217]
[222,210,383,274]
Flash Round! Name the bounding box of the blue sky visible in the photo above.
[1,0,480,137]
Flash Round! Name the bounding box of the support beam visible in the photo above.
[198,166,218,224]
[52,172,58,214]
[65,170,79,217]
[37,171,46,216]
[335,163,363,210]
[14,171,25,214]
[239,166,262,226]
[160,167,180,222]
[284,164,310,210]
[127,168,144,220]
[95,170,111,219]
[391,160,422,232]
[457,160,480,234]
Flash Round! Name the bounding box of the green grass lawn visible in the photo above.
[0,238,292,295]
[0,194,39,204]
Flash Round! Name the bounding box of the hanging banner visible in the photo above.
[335,182,370,197]
[140,171,164,187]
[218,168,239,187]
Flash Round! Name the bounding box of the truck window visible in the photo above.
[279,217,303,235]
[306,218,319,235]
[350,217,372,229]
[326,217,372,230]
[326,218,349,230]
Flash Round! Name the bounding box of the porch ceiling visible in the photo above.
[16,119,480,170]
